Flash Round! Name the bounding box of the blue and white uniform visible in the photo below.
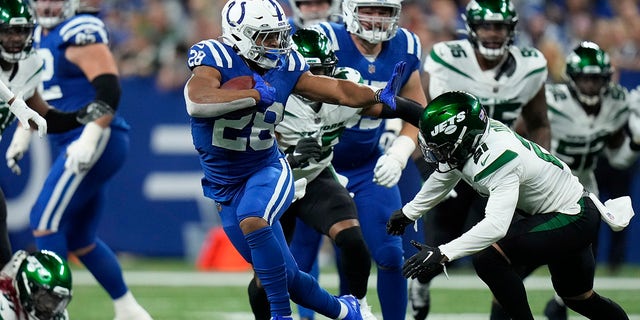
[31,14,132,303]
[187,39,350,318]
[316,21,422,319]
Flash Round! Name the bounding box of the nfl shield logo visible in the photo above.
[368,64,375,74]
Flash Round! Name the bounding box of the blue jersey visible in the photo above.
[186,39,308,202]
[33,14,128,146]
[314,22,421,169]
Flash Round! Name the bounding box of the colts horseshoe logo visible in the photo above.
[226,1,247,27]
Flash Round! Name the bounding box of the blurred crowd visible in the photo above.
[94,0,640,91]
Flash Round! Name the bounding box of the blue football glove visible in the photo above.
[375,61,407,110]
[402,240,445,279]
[253,73,276,112]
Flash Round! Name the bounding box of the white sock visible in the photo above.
[358,297,368,306]
[337,300,348,319]
[114,291,139,315]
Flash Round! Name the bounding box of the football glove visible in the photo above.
[65,122,105,174]
[373,135,414,187]
[253,73,276,113]
[386,209,414,235]
[8,97,47,137]
[286,137,322,168]
[375,61,406,110]
[293,177,308,202]
[402,240,446,280]
[5,126,32,175]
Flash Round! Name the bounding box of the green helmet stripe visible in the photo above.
[429,50,472,80]
[473,150,517,182]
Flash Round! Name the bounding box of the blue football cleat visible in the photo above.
[270,316,294,320]
[338,294,362,320]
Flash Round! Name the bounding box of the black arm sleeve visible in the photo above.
[91,73,121,110]
[44,109,83,133]
[377,96,424,127]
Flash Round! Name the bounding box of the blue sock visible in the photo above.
[289,269,341,319]
[35,232,68,258]
[377,267,408,320]
[78,239,128,299]
[245,226,291,317]
[296,260,319,319]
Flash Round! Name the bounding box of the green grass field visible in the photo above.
[66,258,640,319]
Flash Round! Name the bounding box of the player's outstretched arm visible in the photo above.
[294,61,408,109]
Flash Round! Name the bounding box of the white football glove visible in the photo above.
[292,178,308,202]
[8,97,47,137]
[373,135,415,188]
[65,122,105,174]
[5,125,32,175]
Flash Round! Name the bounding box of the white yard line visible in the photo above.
[72,270,640,290]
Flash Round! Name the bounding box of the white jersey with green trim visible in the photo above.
[423,40,547,126]
[276,67,362,182]
[0,53,45,136]
[0,290,22,320]
[403,119,584,260]
[546,83,630,195]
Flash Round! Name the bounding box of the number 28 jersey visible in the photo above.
[186,39,308,202]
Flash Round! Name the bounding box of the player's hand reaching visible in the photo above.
[403,240,446,280]
[8,97,47,137]
[65,122,106,174]
[5,126,32,175]
[374,152,405,187]
[287,137,322,168]
[375,61,406,110]
[386,209,414,235]
[253,73,275,112]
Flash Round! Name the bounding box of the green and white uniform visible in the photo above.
[423,40,547,126]
[546,83,634,195]
[403,120,583,260]
[277,67,362,182]
[0,53,44,136]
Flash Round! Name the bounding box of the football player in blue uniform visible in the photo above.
[288,0,341,33]
[29,0,152,319]
[184,1,416,319]
[313,0,427,318]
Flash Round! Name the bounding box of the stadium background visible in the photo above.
[1,0,639,266]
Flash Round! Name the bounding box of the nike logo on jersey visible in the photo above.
[480,153,491,166]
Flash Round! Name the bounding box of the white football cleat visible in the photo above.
[114,304,153,320]
[359,297,378,320]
